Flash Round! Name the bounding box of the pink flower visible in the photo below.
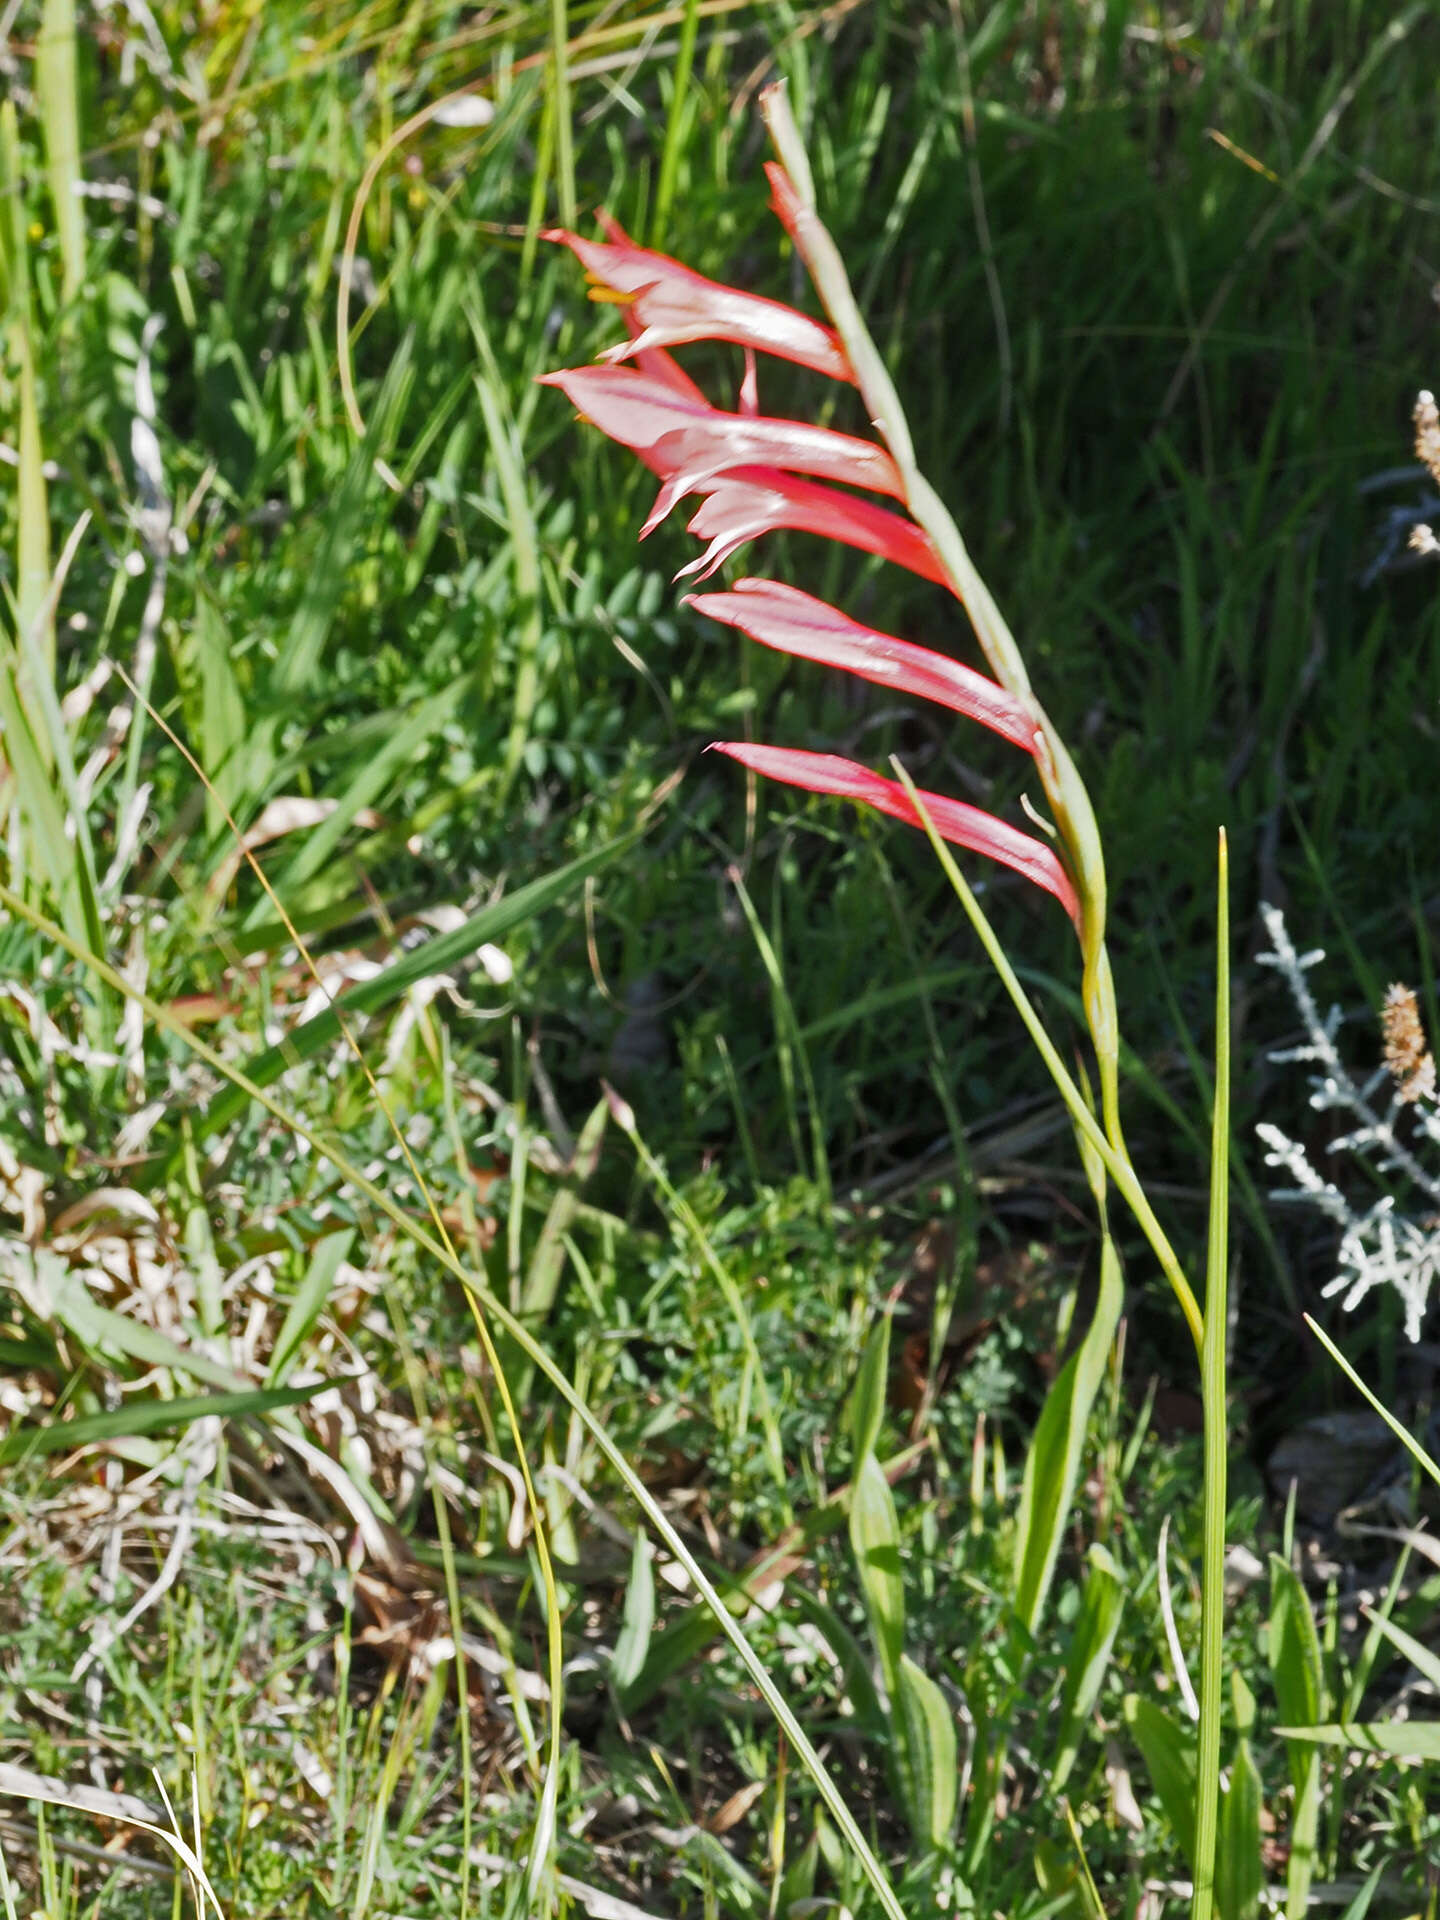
[685,579,1037,753]
[545,214,851,382]
[674,468,947,584]
[541,184,1077,928]
[536,366,904,534]
[710,744,1080,925]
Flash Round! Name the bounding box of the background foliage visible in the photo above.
[1,2,1438,1915]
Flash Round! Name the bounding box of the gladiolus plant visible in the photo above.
[544,84,1233,1920]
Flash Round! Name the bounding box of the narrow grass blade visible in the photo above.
[651,0,701,245]
[1304,1314,1440,1490]
[268,1227,355,1387]
[1274,1722,1440,1760]
[729,866,831,1207]
[893,763,1201,1349]
[0,1383,326,1461]
[468,311,543,796]
[520,1096,608,1321]
[1354,1609,1440,1694]
[547,0,576,231]
[265,681,461,907]
[274,336,414,698]
[620,1443,927,1713]
[1193,828,1231,1920]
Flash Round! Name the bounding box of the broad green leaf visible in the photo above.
[1215,1734,1263,1920]
[775,1830,818,1919]
[268,1227,355,1386]
[0,1383,326,1461]
[893,1654,957,1850]
[850,1451,904,1697]
[611,1533,656,1695]
[1051,1543,1126,1788]
[1269,1555,1326,1733]
[1123,1694,1195,1863]
[1012,1235,1122,1636]
[847,1309,891,1468]
[1269,1555,1325,1918]
[1274,1721,1440,1760]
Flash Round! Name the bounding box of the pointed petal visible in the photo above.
[686,579,1037,753]
[545,221,851,381]
[540,365,902,508]
[711,742,1079,923]
[675,468,947,585]
[620,305,709,406]
[537,364,710,449]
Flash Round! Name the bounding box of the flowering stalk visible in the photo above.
[540,106,1189,1336]
[542,86,1223,1913]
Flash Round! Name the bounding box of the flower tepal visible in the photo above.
[545,214,852,382]
[711,744,1080,926]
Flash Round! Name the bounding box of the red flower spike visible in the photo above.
[711,742,1080,925]
[544,220,852,382]
[675,468,948,585]
[686,579,1038,754]
[537,366,905,528]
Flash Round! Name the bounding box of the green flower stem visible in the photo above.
[1192,831,1231,1920]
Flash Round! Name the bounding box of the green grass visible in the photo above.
[2,1,1440,1914]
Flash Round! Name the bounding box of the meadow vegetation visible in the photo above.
[1,2,1439,1915]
